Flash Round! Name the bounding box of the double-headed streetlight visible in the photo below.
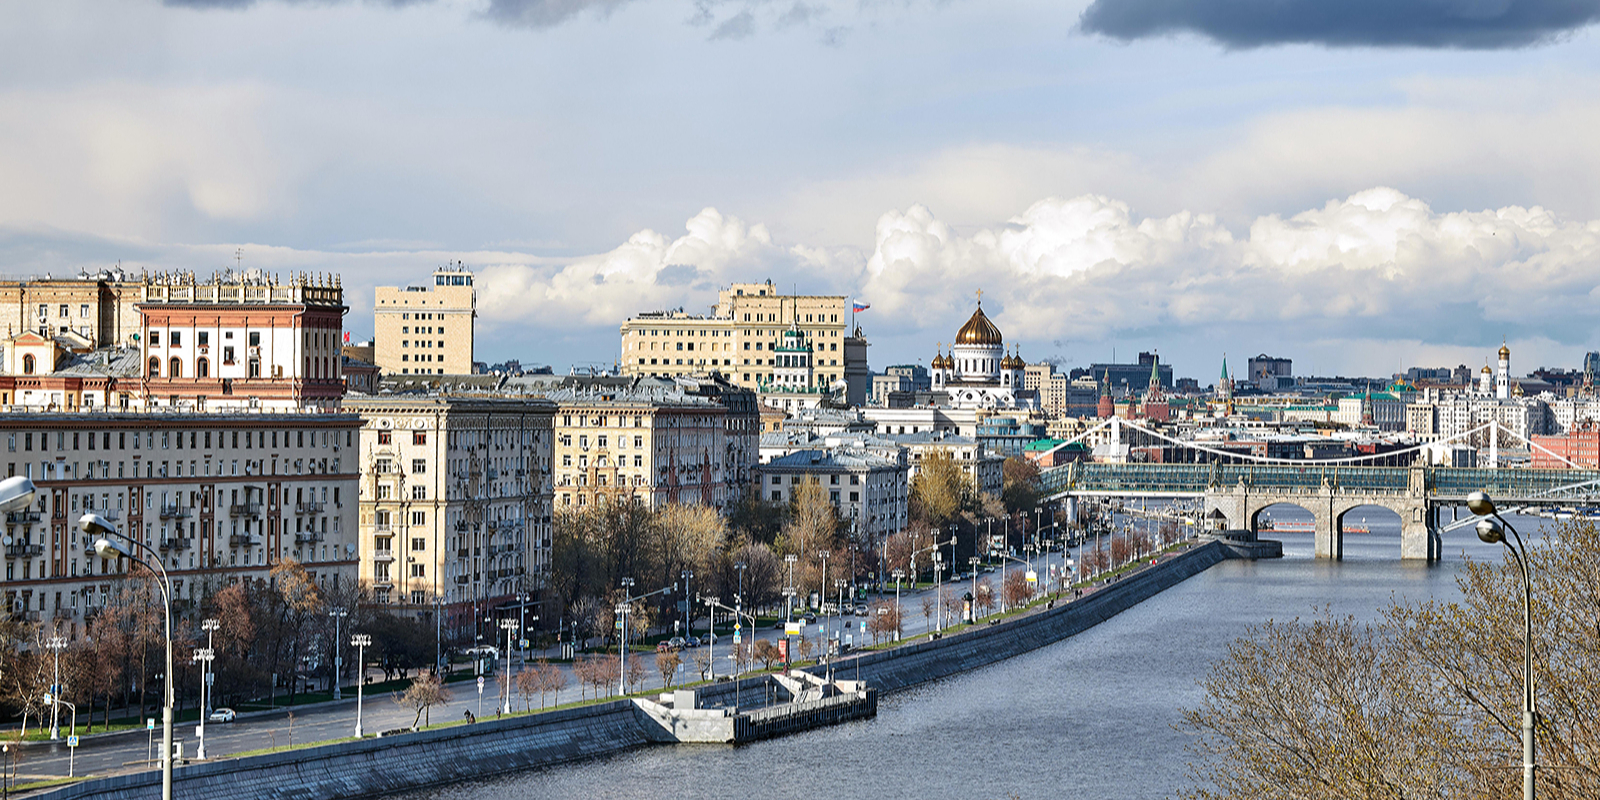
[1469,491,1538,800]
[351,633,372,737]
[499,618,518,714]
[889,568,905,641]
[190,646,214,759]
[81,507,177,800]
[47,634,65,741]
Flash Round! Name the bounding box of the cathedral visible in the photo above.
[930,300,1036,411]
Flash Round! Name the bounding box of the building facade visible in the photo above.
[1,411,360,640]
[547,388,731,510]
[374,267,477,376]
[757,447,907,544]
[345,397,554,628]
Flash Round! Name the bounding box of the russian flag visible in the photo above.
[852,300,870,312]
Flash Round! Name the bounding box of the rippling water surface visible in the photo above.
[392,511,1539,800]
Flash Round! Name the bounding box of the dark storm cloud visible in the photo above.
[1078,0,1600,50]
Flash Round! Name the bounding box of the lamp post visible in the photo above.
[890,568,904,641]
[817,550,830,656]
[47,634,65,741]
[328,607,347,700]
[190,647,213,759]
[617,577,634,697]
[968,556,980,623]
[734,561,746,683]
[680,569,694,639]
[499,618,517,714]
[351,634,371,737]
[82,510,176,800]
[1468,491,1537,800]
[200,619,219,715]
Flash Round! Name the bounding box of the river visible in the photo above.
[389,509,1541,800]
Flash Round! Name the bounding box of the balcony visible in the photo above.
[5,510,41,524]
[372,549,395,562]
[294,532,322,545]
[5,544,43,558]
[229,534,259,548]
[159,504,192,519]
[229,503,261,517]
[456,548,469,559]
[159,538,192,552]
[454,575,469,585]
[373,523,392,533]
[295,501,325,514]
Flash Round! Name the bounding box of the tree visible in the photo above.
[776,479,842,598]
[1000,456,1042,513]
[752,639,782,669]
[1181,518,1600,800]
[655,651,682,688]
[540,659,567,707]
[1002,569,1032,609]
[627,657,647,694]
[396,673,449,730]
[516,667,539,711]
[975,578,997,616]
[865,602,900,645]
[910,450,973,527]
[691,648,712,682]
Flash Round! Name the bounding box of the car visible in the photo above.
[853,604,868,616]
[656,641,672,653]
[667,636,687,649]
[702,632,719,644]
[208,708,236,723]
[684,636,701,648]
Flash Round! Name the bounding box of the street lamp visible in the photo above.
[190,647,214,759]
[47,634,65,741]
[328,608,348,700]
[1469,491,1537,800]
[499,618,517,714]
[890,568,904,641]
[82,511,175,800]
[968,556,980,623]
[351,634,372,737]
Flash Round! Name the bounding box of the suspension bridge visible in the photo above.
[1036,418,1600,560]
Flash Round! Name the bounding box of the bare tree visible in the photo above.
[655,651,682,688]
[516,668,539,712]
[865,601,900,645]
[396,673,449,731]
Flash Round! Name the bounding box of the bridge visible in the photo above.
[1037,418,1600,561]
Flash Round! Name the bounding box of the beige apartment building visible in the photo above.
[547,386,732,511]
[345,396,554,634]
[0,268,145,347]
[1,410,360,640]
[374,266,477,376]
[620,281,869,402]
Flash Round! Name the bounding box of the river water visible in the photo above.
[391,509,1540,800]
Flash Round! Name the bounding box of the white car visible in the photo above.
[207,708,236,723]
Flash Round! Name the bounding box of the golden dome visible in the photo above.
[1498,343,1510,360]
[1481,364,1493,374]
[955,304,1004,346]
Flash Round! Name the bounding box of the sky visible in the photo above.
[3,0,1600,382]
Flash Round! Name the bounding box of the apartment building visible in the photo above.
[619,281,870,403]
[1,411,360,640]
[137,272,347,410]
[374,266,477,376]
[0,270,348,412]
[547,386,730,510]
[757,447,908,543]
[344,397,555,624]
[0,268,145,347]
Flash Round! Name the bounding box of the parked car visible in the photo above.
[853,604,869,616]
[684,636,701,648]
[208,708,237,723]
[667,636,687,649]
[655,641,672,653]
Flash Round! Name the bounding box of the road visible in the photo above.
[10,539,1172,784]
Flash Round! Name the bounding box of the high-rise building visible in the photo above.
[374,266,477,376]
[0,411,360,642]
[619,281,869,403]
[1246,354,1293,390]
[344,396,555,623]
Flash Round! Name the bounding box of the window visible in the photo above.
[170,331,181,347]
[411,459,426,474]
[248,332,260,347]
[410,510,426,525]
[148,357,160,377]
[196,358,209,378]
[223,346,235,364]
[411,537,425,551]
[58,304,68,317]
[150,331,160,346]
[198,331,209,347]
[411,485,426,500]
[376,485,392,500]
[21,354,34,375]
[79,304,89,318]
[410,564,425,578]
[413,431,426,445]
[377,430,392,445]
[169,357,182,378]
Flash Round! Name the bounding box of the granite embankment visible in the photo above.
[32,539,1259,800]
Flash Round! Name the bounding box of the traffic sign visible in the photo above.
[476,676,485,691]
[784,622,801,635]
[732,631,741,644]
[147,719,155,730]
[67,736,78,747]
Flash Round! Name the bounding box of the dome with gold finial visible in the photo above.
[1001,348,1022,370]
[1498,342,1511,360]
[955,304,1004,346]
[1481,364,1492,374]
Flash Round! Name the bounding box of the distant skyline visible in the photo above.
[3,1,1600,380]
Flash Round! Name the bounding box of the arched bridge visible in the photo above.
[1040,460,1600,560]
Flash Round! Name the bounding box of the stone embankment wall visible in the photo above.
[34,541,1239,800]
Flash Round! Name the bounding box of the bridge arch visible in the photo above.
[1249,501,1317,535]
